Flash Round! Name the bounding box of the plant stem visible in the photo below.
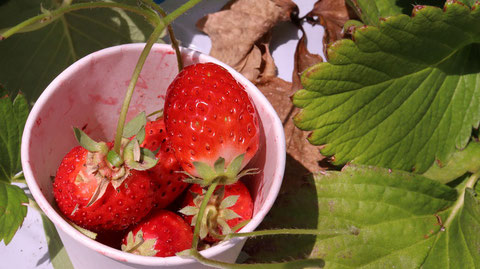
[191,180,219,249]
[161,0,203,27]
[142,0,184,71]
[444,171,480,228]
[27,198,45,216]
[187,249,325,269]
[223,227,359,240]
[1,2,159,39]
[112,0,203,153]
[11,171,25,184]
[112,23,165,154]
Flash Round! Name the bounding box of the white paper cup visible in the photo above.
[21,43,285,268]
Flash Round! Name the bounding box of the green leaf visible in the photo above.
[193,161,217,183]
[136,126,146,145]
[123,112,147,138]
[73,128,106,153]
[422,188,480,267]
[348,0,444,26]
[294,2,480,173]
[0,0,155,101]
[0,182,28,245]
[423,141,480,183]
[0,93,29,183]
[458,0,478,7]
[41,215,74,269]
[220,195,239,209]
[244,165,480,267]
[225,153,244,181]
[214,157,226,175]
[123,139,158,170]
[308,166,459,268]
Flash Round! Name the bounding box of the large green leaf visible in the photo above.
[309,166,472,268]
[245,165,480,268]
[0,0,154,101]
[422,188,480,267]
[347,0,445,26]
[423,141,480,184]
[0,92,29,183]
[0,182,28,245]
[293,2,480,173]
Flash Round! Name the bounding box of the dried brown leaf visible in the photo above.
[197,0,296,82]
[256,78,324,172]
[292,33,324,91]
[305,0,351,56]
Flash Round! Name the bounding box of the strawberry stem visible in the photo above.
[222,227,360,240]
[191,180,219,249]
[112,25,164,154]
[142,0,184,71]
[112,0,203,154]
[186,249,325,269]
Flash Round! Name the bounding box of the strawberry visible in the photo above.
[164,62,260,185]
[53,145,156,231]
[121,209,193,257]
[180,181,253,242]
[140,117,167,152]
[141,117,189,208]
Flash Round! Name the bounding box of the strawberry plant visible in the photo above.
[2,0,480,268]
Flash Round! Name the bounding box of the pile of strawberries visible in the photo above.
[52,62,261,257]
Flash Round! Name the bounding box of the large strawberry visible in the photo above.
[53,144,155,231]
[164,62,260,186]
[121,210,193,257]
[141,117,189,208]
[53,113,159,231]
[180,181,253,242]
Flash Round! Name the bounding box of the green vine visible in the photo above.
[141,0,184,71]
[1,2,159,39]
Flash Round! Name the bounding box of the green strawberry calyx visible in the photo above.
[183,154,260,187]
[179,186,241,240]
[121,230,158,256]
[73,113,157,206]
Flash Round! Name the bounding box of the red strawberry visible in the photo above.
[53,145,156,231]
[180,181,253,242]
[121,210,193,257]
[141,118,189,208]
[164,62,260,185]
[140,117,167,152]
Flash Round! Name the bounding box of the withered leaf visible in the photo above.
[197,0,296,82]
[292,33,324,91]
[305,0,352,56]
[256,77,325,172]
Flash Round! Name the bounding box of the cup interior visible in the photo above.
[21,43,285,265]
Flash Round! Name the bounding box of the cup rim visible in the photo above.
[21,43,286,266]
